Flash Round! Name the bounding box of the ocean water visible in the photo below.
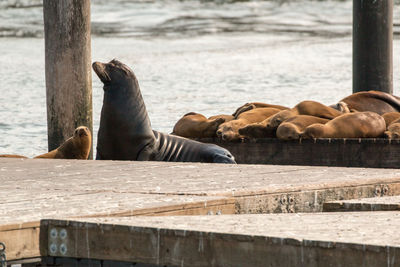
[0,0,399,157]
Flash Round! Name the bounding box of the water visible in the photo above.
[0,0,399,157]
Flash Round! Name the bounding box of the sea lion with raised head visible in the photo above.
[276,115,330,141]
[93,59,235,163]
[301,112,385,139]
[337,91,400,115]
[172,112,226,138]
[0,126,91,159]
[216,107,281,141]
[35,126,91,159]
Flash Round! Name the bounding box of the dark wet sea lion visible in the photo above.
[301,112,385,139]
[172,112,225,138]
[338,91,400,115]
[93,59,235,164]
[276,115,329,141]
[34,126,91,159]
[217,107,281,141]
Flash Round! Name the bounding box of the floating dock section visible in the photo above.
[1,158,400,266]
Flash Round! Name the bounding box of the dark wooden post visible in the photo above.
[353,0,393,94]
[43,0,93,158]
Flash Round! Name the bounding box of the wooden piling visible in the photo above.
[43,0,93,158]
[353,0,393,94]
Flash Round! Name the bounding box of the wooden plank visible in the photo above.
[323,195,400,212]
[40,212,400,267]
[197,137,400,168]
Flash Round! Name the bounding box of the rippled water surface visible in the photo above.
[0,0,399,157]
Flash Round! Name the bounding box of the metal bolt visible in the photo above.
[382,186,389,195]
[374,187,381,196]
[288,196,295,205]
[216,210,222,215]
[280,195,287,205]
[60,229,67,239]
[60,244,67,255]
[50,228,58,239]
[49,243,57,254]
[207,211,214,215]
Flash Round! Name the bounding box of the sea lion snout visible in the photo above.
[92,61,111,84]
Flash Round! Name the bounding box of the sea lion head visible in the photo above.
[276,123,300,141]
[216,120,244,141]
[384,123,400,140]
[92,59,138,92]
[72,126,92,159]
[301,124,325,139]
[267,109,294,129]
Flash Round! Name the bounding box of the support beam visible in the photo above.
[353,0,393,94]
[43,0,93,158]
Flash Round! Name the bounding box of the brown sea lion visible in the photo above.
[0,154,28,158]
[34,126,91,159]
[337,91,400,115]
[232,102,288,118]
[382,112,400,126]
[384,122,400,139]
[172,112,226,138]
[267,100,344,130]
[217,107,281,141]
[208,114,234,122]
[276,115,330,141]
[301,112,385,139]
[238,116,275,139]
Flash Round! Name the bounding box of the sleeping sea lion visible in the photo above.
[384,121,400,139]
[216,107,281,141]
[337,91,400,115]
[268,100,344,130]
[34,126,91,159]
[208,114,234,122]
[232,102,288,118]
[382,112,400,127]
[93,59,235,164]
[276,115,329,141]
[172,112,226,138]
[301,112,385,139]
[238,116,275,139]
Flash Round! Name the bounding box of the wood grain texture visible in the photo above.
[43,0,93,157]
[41,213,400,266]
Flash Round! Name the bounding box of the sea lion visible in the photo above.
[337,91,400,115]
[232,102,288,118]
[276,115,330,141]
[208,114,234,122]
[301,112,385,139]
[93,59,235,164]
[382,112,400,127]
[0,154,28,158]
[384,122,400,139]
[238,116,275,139]
[268,100,344,130]
[172,112,226,138]
[34,126,91,159]
[216,107,281,141]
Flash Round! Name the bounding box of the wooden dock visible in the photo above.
[2,158,400,266]
[198,137,400,168]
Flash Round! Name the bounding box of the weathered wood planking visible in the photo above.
[2,158,400,262]
[197,137,400,168]
[323,195,400,212]
[41,212,400,267]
